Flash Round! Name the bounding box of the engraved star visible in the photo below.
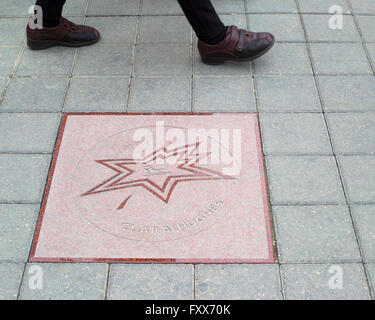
[81,143,234,209]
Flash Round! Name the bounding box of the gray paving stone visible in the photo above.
[193,76,256,112]
[0,204,38,261]
[0,154,50,203]
[317,76,375,112]
[0,18,27,45]
[366,263,375,297]
[357,15,375,42]
[260,113,332,155]
[0,47,19,76]
[246,0,298,13]
[339,156,375,203]
[274,205,360,263]
[367,43,375,68]
[0,113,60,153]
[16,47,75,76]
[212,0,245,14]
[0,0,30,17]
[129,76,191,113]
[87,0,139,15]
[219,13,248,29]
[253,43,312,75]
[255,75,321,112]
[140,0,183,15]
[108,264,193,300]
[134,44,191,76]
[0,77,68,113]
[327,113,375,155]
[0,263,24,300]
[64,77,129,112]
[85,17,137,44]
[0,77,7,99]
[20,263,108,300]
[62,0,88,16]
[248,14,305,42]
[351,205,375,262]
[303,14,360,42]
[74,45,133,76]
[196,264,282,300]
[309,43,372,75]
[297,0,351,14]
[139,16,191,44]
[266,156,345,204]
[281,263,371,300]
[350,0,375,15]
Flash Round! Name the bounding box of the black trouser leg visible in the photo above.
[177,0,227,45]
[34,0,227,43]
[35,0,66,28]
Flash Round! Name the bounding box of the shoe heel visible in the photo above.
[201,56,224,65]
[27,38,55,50]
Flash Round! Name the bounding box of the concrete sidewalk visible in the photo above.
[0,0,375,300]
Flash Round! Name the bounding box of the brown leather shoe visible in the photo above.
[26,17,100,50]
[198,25,275,64]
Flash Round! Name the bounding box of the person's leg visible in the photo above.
[178,0,275,64]
[35,0,66,28]
[177,0,227,45]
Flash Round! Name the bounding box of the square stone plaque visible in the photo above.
[30,114,274,263]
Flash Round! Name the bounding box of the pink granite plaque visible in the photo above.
[30,113,274,263]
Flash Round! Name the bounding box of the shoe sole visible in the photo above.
[27,37,100,50]
[200,38,275,65]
